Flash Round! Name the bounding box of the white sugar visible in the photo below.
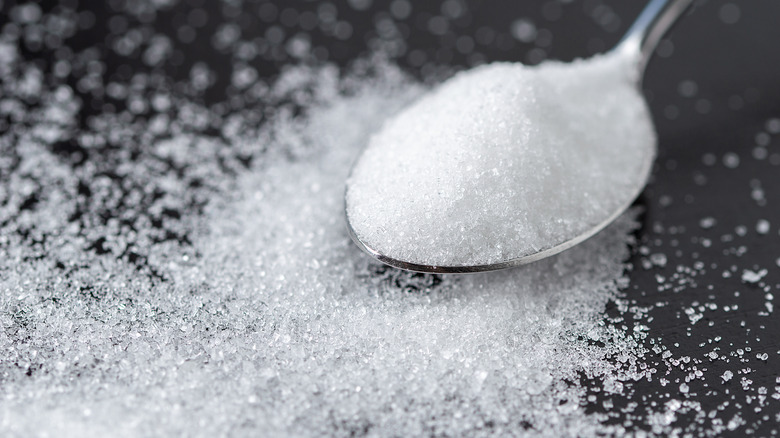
[3,3,779,436]
[699,217,717,229]
[742,268,767,284]
[347,52,655,267]
[0,56,645,437]
[756,219,770,234]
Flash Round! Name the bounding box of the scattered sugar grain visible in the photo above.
[650,253,668,268]
[756,219,770,235]
[742,269,767,284]
[723,152,740,168]
[700,217,717,229]
[767,118,780,134]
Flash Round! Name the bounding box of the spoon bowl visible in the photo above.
[345,0,694,274]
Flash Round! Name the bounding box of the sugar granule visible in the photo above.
[741,268,767,284]
[347,52,655,267]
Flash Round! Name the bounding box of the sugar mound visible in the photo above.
[347,52,656,267]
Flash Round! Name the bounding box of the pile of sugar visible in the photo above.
[347,52,656,267]
[0,46,648,437]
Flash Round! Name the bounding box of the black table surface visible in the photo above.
[2,0,780,436]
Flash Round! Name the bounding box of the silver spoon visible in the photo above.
[346,0,694,274]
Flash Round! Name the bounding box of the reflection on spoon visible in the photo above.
[346,0,694,273]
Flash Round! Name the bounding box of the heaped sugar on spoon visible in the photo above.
[345,0,694,273]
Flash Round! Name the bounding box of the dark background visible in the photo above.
[3,0,779,435]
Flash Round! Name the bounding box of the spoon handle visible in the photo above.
[616,0,694,75]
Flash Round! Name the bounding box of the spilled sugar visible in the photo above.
[0,55,647,436]
[347,52,656,267]
[5,2,778,436]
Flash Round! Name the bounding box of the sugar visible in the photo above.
[741,269,767,284]
[699,217,717,229]
[723,152,740,168]
[347,52,655,267]
[0,39,646,435]
[4,2,776,436]
[756,219,770,234]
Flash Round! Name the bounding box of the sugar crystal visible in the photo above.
[742,269,767,284]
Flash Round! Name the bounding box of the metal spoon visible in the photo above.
[346,0,694,274]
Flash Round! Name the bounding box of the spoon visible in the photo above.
[345,0,694,274]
